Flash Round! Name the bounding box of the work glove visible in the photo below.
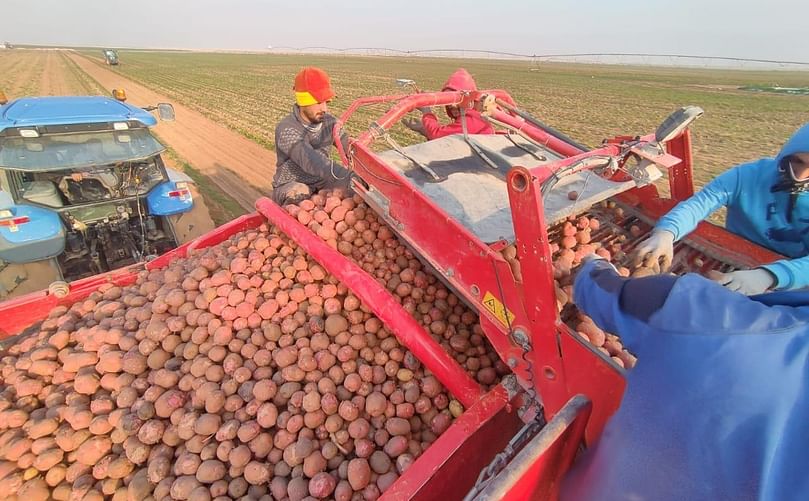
[402,117,426,137]
[709,268,776,295]
[632,229,675,273]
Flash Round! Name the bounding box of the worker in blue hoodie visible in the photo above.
[561,256,809,501]
[634,122,809,294]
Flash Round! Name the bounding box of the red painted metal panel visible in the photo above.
[505,166,570,418]
[556,330,625,444]
[665,129,696,201]
[506,167,626,442]
[473,395,592,501]
[380,383,524,501]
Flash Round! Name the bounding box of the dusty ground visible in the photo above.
[39,52,78,96]
[66,52,277,212]
[0,50,45,97]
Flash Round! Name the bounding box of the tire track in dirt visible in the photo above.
[66,52,277,212]
[39,52,73,96]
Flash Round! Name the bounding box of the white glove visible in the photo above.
[710,268,776,295]
[632,229,675,272]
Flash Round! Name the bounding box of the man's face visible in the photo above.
[300,101,329,124]
[790,153,809,180]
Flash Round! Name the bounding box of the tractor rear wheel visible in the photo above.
[0,259,61,299]
[167,185,216,245]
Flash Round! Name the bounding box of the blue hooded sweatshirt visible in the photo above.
[655,123,809,290]
[561,259,809,501]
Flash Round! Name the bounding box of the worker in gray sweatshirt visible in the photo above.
[272,67,351,205]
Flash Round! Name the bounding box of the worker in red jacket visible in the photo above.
[404,68,494,140]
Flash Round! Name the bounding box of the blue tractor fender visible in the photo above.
[0,189,65,263]
[146,173,195,216]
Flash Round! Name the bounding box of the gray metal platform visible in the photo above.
[377,134,651,243]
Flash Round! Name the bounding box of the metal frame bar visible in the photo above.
[469,394,592,501]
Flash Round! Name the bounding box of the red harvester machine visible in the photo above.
[0,87,784,500]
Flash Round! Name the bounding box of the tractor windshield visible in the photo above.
[0,129,165,171]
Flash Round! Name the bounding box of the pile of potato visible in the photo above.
[499,201,647,369]
[284,190,640,371]
[0,191,508,501]
[548,201,648,368]
[283,194,510,387]
[0,188,661,500]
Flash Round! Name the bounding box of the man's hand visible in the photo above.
[580,253,619,273]
[403,117,426,137]
[632,230,675,272]
[708,268,776,295]
[581,253,605,265]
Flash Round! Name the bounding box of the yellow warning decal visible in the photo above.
[482,291,515,328]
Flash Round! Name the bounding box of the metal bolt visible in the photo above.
[446,267,454,278]
[507,357,518,368]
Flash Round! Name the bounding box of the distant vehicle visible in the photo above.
[102,49,119,65]
[0,90,214,298]
[2,42,12,50]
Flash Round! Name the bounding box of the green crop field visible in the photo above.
[82,50,809,189]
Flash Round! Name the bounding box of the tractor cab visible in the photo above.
[0,93,213,297]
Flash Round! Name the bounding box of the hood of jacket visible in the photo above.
[776,122,809,167]
[442,68,478,92]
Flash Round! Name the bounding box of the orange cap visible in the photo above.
[293,67,335,106]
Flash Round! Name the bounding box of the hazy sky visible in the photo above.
[3,0,807,62]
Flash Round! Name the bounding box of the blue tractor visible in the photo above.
[103,49,119,65]
[0,90,214,298]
